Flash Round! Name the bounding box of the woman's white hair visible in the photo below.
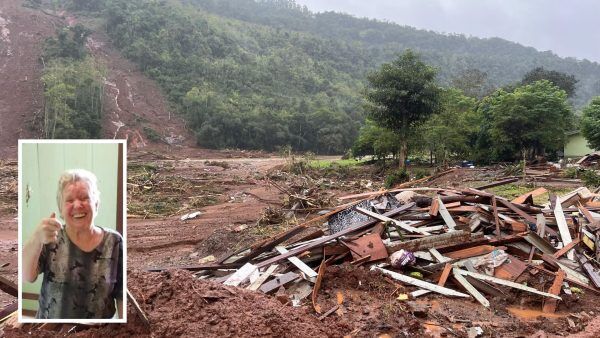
[56,169,100,214]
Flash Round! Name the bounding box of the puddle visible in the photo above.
[507,307,567,320]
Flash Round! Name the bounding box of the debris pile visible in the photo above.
[0,160,17,214]
[147,181,600,331]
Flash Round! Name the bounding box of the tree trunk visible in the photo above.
[399,139,407,169]
[522,148,527,179]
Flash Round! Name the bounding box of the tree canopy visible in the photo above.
[521,67,578,98]
[485,80,573,160]
[581,97,600,150]
[364,50,442,167]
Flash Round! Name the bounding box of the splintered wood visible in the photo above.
[145,183,600,313]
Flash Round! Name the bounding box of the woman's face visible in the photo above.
[60,181,98,230]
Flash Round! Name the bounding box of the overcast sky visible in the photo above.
[293,0,599,63]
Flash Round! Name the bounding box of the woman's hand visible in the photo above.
[34,212,63,244]
[24,213,61,283]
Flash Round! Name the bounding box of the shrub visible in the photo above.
[385,169,409,188]
[412,168,430,180]
[581,170,600,188]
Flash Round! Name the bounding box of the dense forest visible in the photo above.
[41,0,600,157]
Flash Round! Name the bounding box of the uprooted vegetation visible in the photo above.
[127,162,223,217]
[0,160,17,215]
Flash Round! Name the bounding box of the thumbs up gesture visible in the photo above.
[35,212,63,244]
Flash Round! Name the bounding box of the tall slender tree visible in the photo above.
[364,50,442,168]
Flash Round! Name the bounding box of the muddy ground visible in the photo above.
[2,156,600,337]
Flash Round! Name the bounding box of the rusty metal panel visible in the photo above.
[343,233,388,262]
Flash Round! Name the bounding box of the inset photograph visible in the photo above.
[18,140,126,323]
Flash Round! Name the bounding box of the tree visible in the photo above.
[521,67,578,98]
[450,68,492,99]
[421,88,479,166]
[581,96,600,150]
[351,119,400,164]
[364,50,442,168]
[486,80,573,162]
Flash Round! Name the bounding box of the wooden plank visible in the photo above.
[386,230,472,254]
[224,263,258,286]
[429,248,451,263]
[491,197,502,238]
[454,269,562,300]
[475,178,519,190]
[553,238,581,259]
[247,264,279,291]
[429,197,440,216]
[0,275,17,297]
[577,252,600,288]
[355,207,431,235]
[312,260,326,313]
[542,269,565,313]
[452,269,490,307]
[372,267,470,298]
[259,272,300,293]
[447,206,479,213]
[494,254,527,281]
[231,226,307,264]
[512,187,547,204]
[257,203,415,269]
[554,198,574,260]
[127,289,150,328]
[275,246,318,281]
[438,263,453,286]
[497,199,537,224]
[411,260,454,298]
[578,203,598,224]
[437,197,457,230]
[0,302,17,322]
[444,245,499,260]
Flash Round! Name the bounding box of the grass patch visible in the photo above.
[488,184,578,205]
[309,158,366,169]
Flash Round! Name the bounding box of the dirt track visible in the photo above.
[0,0,57,158]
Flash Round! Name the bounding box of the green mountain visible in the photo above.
[71,0,600,153]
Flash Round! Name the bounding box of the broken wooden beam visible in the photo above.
[355,207,431,235]
[454,268,561,300]
[0,275,17,297]
[259,271,300,293]
[256,203,416,269]
[437,197,457,230]
[127,289,150,328]
[542,269,565,313]
[372,266,470,298]
[386,230,472,254]
[576,252,600,288]
[475,178,519,190]
[247,264,279,291]
[452,268,490,307]
[553,238,581,259]
[554,198,574,260]
[274,246,318,281]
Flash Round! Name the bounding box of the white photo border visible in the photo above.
[17,139,128,324]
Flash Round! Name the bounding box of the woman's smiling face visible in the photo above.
[60,181,98,230]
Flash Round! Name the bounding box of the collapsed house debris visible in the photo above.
[138,180,600,329]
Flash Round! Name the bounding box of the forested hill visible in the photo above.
[184,0,600,108]
[66,0,599,153]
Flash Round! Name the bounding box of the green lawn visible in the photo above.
[309,158,367,169]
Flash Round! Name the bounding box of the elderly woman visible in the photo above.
[23,169,123,319]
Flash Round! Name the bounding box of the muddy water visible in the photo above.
[507,306,568,320]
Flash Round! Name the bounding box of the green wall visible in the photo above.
[564,133,595,159]
[20,142,120,314]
